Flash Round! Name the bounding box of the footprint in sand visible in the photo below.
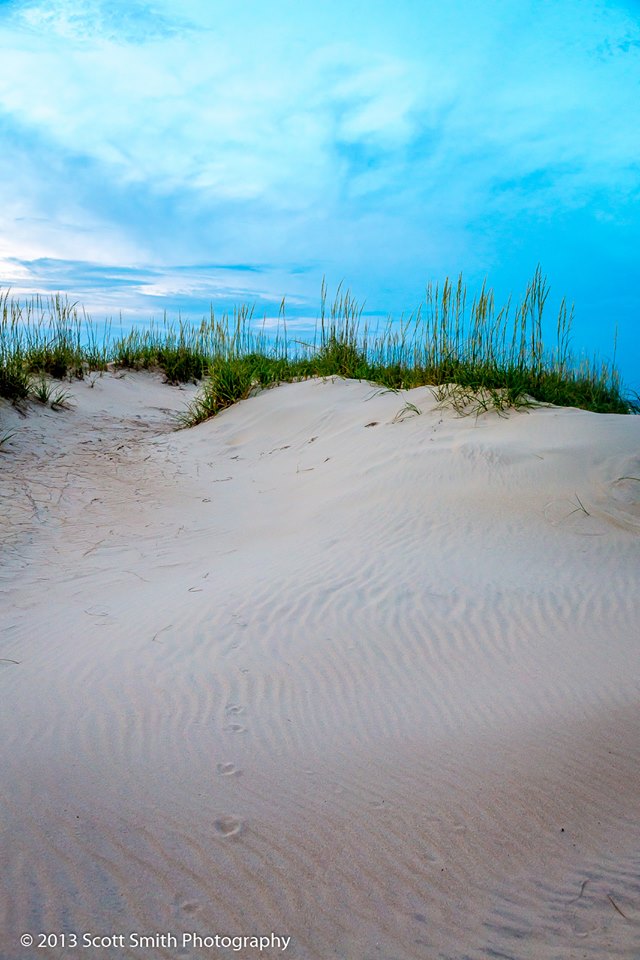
[214,816,243,837]
[180,901,200,915]
[223,721,246,733]
[223,703,247,733]
[571,915,600,938]
[216,762,242,777]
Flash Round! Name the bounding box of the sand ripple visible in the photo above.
[1,375,639,959]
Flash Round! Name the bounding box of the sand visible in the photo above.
[1,371,639,960]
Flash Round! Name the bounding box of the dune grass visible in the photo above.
[0,270,637,423]
[0,289,107,403]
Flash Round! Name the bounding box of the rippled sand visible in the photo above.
[1,372,639,959]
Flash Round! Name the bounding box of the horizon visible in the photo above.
[1,0,638,391]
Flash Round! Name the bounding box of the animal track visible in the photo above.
[181,901,200,915]
[223,721,246,733]
[214,816,243,837]
[223,702,247,732]
[225,703,244,716]
[216,762,242,777]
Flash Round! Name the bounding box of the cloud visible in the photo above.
[2,0,638,235]
[0,0,638,388]
[7,0,190,42]
[0,253,315,326]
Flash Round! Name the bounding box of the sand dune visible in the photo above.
[1,372,639,959]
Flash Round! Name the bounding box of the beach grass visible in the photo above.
[1,270,637,421]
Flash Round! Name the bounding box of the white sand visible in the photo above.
[1,371,639,959]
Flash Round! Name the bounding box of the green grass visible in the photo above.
[179,270,637,423]
[1,270,637,425]
[0,288,107,402]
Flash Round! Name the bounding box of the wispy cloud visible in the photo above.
[1,254,314,327]
[9,0,189,42]
[2,1,638,236]
[0,0,638,384]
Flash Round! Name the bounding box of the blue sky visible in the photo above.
[1,0,639,390]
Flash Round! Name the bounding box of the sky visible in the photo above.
[0,0,639,391]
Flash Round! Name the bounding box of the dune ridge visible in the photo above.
[1,372,639,959]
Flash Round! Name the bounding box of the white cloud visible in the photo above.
[0,3,431,209]
[0,0,638,342]
[14,0,188,42]
[2,1,637,212]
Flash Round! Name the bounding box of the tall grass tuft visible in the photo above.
[0,290,109,402]
[0,270,636,422]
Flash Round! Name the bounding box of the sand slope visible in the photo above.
[1,372,639,959]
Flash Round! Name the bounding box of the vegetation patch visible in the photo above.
[1,271,637,426]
